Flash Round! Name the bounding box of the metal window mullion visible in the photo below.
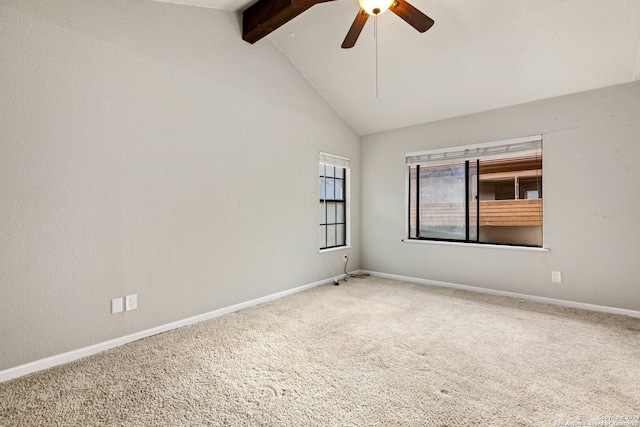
[416,165,421,238]
[465,161,470,242]
[408,167,412,238]
[321,172,328,249]
[321,196,329,252]
[342,169,346,245]
[475,159,480,242]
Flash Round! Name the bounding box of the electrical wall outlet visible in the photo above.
[343,254,348,263]
[111,298,124,314]
[125,294,137,311]
[551,271,562,283]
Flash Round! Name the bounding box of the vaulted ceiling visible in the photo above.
[150,0,640,135]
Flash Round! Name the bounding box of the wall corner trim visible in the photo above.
[363,271,640,319]
[0,276,342,384]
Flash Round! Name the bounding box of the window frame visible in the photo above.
[406,135,543,248]
[319,152,350,252]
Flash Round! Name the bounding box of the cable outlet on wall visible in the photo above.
[343,254,348,264]
[111,298,124,314]
[551,271,562,283]
[125,294,137,311]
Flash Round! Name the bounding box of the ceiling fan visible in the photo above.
[341,0,434,48]
[242,0,434,48]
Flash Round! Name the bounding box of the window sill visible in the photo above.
[319,246,352,254]
[402,239,549,252]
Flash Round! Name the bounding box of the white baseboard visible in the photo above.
[363,270,640,319]
[0,276,340,383]
[5,271,636,383]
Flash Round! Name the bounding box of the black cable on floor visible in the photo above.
[343,256,369,281]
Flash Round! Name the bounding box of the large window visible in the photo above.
[408,136,542,247]
[319,153,349,250]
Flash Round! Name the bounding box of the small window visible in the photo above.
[407,136,542,247]
[319,153,349,250]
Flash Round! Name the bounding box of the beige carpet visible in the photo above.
[1,276,639,426]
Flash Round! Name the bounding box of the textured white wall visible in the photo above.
[0,0,359,371]
[361,81,640,311]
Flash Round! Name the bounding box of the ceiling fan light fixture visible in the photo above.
[359,0,394,15]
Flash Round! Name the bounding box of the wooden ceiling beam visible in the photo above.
[242,0,334,44]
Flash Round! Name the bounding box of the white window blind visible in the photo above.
[320,152,350,168]
[406,135,542,165]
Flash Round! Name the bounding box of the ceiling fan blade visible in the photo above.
[341,9,369,49]
[390,0,434,33]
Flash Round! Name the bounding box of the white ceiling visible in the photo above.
[151,0,640,135]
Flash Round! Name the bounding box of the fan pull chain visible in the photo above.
[374,14,379,98]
